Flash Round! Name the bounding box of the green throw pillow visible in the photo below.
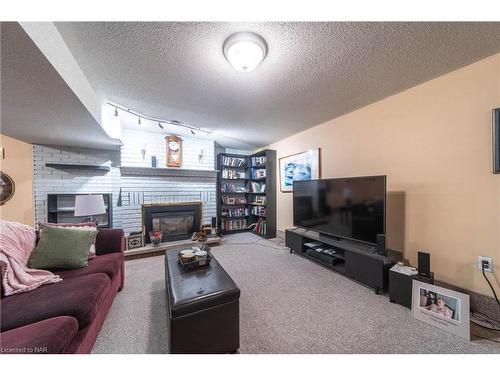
[28,226,98,269]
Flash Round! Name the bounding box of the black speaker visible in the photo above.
[418,251,431,278]
[376,234,386,256]
[211,217,217,228]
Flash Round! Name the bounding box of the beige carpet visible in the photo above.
[92,232,500,354]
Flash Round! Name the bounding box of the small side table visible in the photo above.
[389,268,434,308]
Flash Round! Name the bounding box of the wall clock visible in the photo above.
[166,135,183,167]
[0,172,15,205]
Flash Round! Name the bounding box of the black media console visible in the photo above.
[285,228,402,293]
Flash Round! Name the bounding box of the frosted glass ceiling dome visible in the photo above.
[223,32,268,72]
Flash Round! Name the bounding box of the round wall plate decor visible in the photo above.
[0,172,15,205]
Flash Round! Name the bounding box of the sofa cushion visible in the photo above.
[0,273,110,332]
[38,222,98,258]
[28,226,97,270]
[52,253,122,281]
[0,316,78,354]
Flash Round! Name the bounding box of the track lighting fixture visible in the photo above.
[108,102,210,136]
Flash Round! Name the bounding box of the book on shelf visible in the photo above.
[222,169,246,179]
[221,156,246,167]
[221,183,247,193]
[254,219,266,235]
[251,156,266,167]
[222,207,249,217]
[251,168,266,179]
[250,181,266,193]
[222,218,247,231]
[251,206,266,216]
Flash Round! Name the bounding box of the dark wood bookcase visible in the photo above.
[217,149,276,239]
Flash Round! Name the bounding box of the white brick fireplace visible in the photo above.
[33,128,217,237]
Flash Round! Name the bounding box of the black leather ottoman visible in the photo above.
[164,249,240,354]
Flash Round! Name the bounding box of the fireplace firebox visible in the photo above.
[142,202,202,243]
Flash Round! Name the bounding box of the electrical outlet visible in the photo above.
[478,256,493,273]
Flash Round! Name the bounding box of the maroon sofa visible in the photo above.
[0,229,125,354]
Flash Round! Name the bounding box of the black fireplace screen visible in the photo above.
[152,215,194,239]
[143,203,201,243]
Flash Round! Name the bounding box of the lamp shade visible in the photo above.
[74,194,106,217]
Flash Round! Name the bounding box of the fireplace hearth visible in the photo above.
[142,202,202,243]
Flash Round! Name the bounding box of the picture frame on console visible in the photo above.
[493,108,500,174]
[279,148,321,192]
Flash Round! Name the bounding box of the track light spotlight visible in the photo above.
[114,107,119,117]
[191,129,195,135]
[158,122,164,129]
[138,116,141,125]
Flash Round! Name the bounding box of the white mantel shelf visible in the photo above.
[120,166,219,178]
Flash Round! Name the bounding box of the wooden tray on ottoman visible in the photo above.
[177,250,212,271]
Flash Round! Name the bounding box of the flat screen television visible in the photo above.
[293,175,386,245]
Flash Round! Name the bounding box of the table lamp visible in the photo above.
[74,194,106,225]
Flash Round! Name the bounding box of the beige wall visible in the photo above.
[266,53,500,296]
[0,134,34,226]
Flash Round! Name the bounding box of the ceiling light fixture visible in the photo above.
[191,129,195,135]
[138,116,141,125]
[158,122,164,129]
[223,32,267,72]
[114,107,119,117]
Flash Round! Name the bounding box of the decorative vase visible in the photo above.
[149,231,162,246]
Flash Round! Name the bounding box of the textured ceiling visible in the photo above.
[3,22,500,150]
[53,22,500,149]
[0,22,122,150]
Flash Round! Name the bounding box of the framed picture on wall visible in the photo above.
[279,148,321,192]
[493,108,500,174]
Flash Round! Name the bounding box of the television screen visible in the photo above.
[293,176,386,245]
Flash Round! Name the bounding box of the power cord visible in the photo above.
[224,239,290,250]
[481,261,500,307]
[472,333,500,344]
[222,234,290,250]
[468,261,500,334]
[471,311,500,332]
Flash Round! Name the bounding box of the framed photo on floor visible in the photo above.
[411,280,470,340]
[279,148,321,192]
